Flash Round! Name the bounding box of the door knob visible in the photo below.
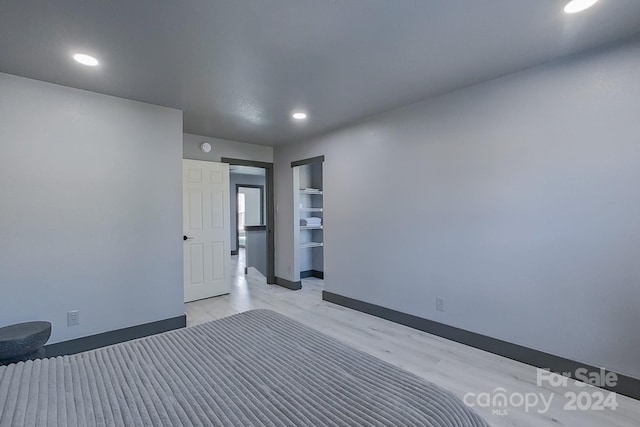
[183,235,194,241]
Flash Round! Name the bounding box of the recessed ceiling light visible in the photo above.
[292,112,307,120]
[564,0,599,14]
[72,53,99,66]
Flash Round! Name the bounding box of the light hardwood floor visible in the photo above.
[186,252,640,427]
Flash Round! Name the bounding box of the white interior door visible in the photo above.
[183,160,231,302]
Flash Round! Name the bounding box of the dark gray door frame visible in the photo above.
[290,155,325,168]
[222,157,275,285]
[235,184,264,254]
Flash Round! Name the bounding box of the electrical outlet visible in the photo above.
[67,310,80,327]
[436,297,445,312]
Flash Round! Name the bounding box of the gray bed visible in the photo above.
[0,309,488,426]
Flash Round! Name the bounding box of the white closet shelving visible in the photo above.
[300,242,324,249]
[293,160,324,282]
[299,188,323,248]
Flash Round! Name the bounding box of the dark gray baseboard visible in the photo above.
[275,276,302,290]
[44,314,187,357]
[300,270,324,279]
[231,250,238,256]
[322,291,640,401]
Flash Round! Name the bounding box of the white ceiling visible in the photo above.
[1,1,640,146]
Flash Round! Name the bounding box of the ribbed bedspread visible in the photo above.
[0,309,488,426]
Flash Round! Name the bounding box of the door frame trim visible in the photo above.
[291,155,325,168]
[235,184,264,254]
[222,158,275,285]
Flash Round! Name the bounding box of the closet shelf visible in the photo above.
[300,242,324,249]
[300,208,323,212]
[300,189,323,195]
[300,226,323,230]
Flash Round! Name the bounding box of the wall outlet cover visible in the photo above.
[436,297,445,312]
[67,310,80,327]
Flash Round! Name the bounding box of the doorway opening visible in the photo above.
[222,158,275,285]
[236,184,264,252]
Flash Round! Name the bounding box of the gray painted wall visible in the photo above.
[246,229,267,278]
[230,173,267,252]
[274,39,640,379]
[0,73,184,344]
[184,133,273,163]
